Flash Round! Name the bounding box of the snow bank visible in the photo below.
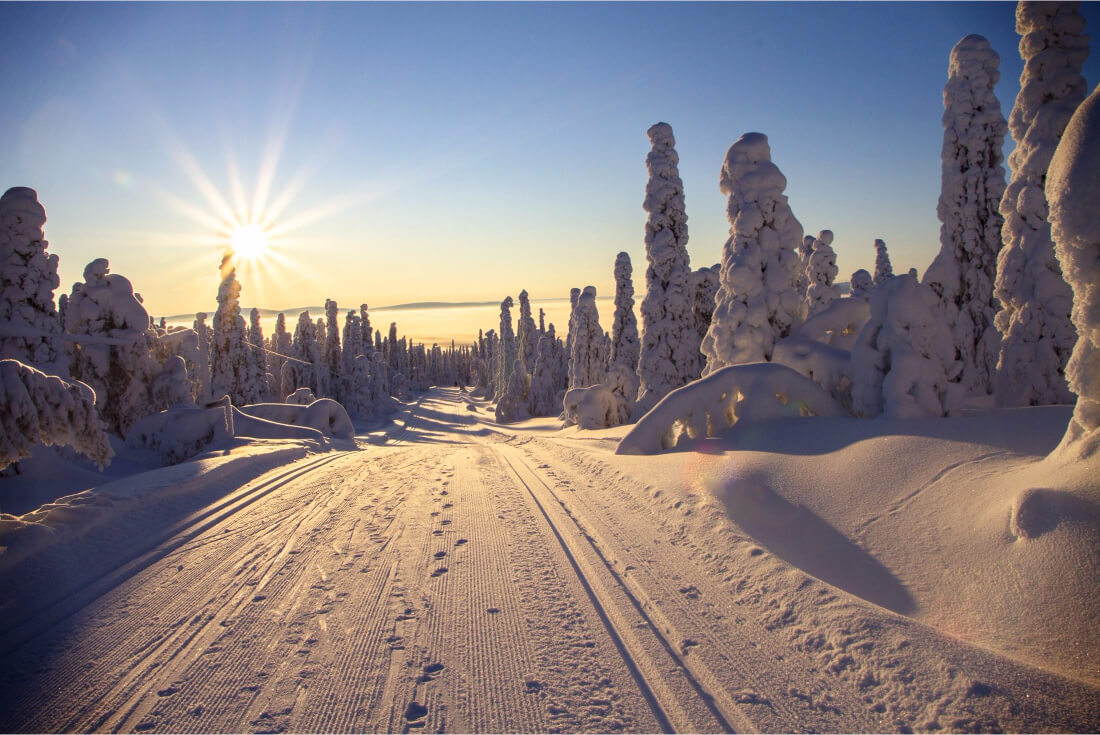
[1047,80,1100,457]
[617,362,844,454]
[771,336,854,411]
[241,398,354,440]
[125,402,234,465]
[0,359,113,470]
[231,407,326,443]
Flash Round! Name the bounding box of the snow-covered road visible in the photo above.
[0,388,1096,733]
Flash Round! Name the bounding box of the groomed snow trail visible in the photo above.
[1,388,1097,733]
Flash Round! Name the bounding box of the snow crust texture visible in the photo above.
[0,359,113,470]
[702,133,804,373]
[1047,80,1100,455]
[636,123,701,415]
[996,1,1089,407]
[924,34,1008,396]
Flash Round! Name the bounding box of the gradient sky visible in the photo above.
[3,2,1099,318]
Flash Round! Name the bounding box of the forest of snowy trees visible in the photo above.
[2,1,1099,469]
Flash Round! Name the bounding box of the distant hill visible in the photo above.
[163,299,510,322]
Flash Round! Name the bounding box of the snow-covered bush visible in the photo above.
[611,252,640,372]
[65,259,188,436]
[771,336,854,412]
[0,187,62,369]
[873,239,894,285]
[995,1,1088,407]
[691,264,720,344]
[286,386,316,404]
[924,34,1008,397]
[805,229,840,317]
[702,133,804,373]
[851,274,964,419]
[849,269,874,300]
[636,122,701,415]
[242,398,354,439]
[495,359,530,424]
[1047,81,1100,456]
[562,384,617,430]
[0,359,113,470]
[567,286,607,389]
[617,362,844,455]
[792,297,871,351]
[125,402,233,466]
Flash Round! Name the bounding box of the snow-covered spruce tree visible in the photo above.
[0,187,63,370]
[851,274,964,418]
[273,313,292,355]
[248,308,271,401]
[873,238,894,286]
[995,2,1088,407]
[528,328,560,417]
[923,34,1008,397]
[565,287,580,361]
[210,252,263,405]
[568,286,607,389]
[636,123,701,414]
[691,264,720,345]
[702,133,804,373]
[343,310,363,375]
[495,359,530,423]
[359,304,373,354]
[292,311,322,395]
[517,290,538,374]
[1047,81,1100,456]
[611,252,640,372]
[192,312,213,404]
[66,259,189,435]
[324,299,343,401]
[494,296,516,402]
[805,230,841,317]
[850,269,874,300]
[0,359,114,470]
[796,235,815,302]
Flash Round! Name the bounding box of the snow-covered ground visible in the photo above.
[0,387,1095,732]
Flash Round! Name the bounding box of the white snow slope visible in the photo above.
[0,388,1096,733]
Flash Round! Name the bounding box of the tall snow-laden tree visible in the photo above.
[359,304,373,354]
[211,251,262,405]
[248,307,270,400]
[1047,80,1100,456]
[702,133,804,373]
[192,312,213,403]
[343,310,363,375]
[565,287,581,360]
[495,359,530,424]
[873,239,894,285]
[528,328,560,417]
[0,187,63,369]
[923,34,1008,397]
[995,1,1088,407]
[324,298,342,399]
[805,229,840,317]
[292,311,322,395]
[494,296,516,401]
[568,286,607,390]
[636,122,701,414]
[611,252,640,372]
[517,289,538,374]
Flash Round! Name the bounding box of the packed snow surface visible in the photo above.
[0,388,1095,734]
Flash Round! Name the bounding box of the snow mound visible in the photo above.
[231,407,326,443]
[125,401,234,465]
[791,296,870,351]
[771,336,854,411]
[241,398,354,440]
[0,359,113,470]
[285,387,316,405]
[617,362,845,455]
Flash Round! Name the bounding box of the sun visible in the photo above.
[230,224,269,260]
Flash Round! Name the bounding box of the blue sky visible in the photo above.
[2,2,1098,316]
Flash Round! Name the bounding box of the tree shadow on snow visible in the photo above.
[721,476,916,616]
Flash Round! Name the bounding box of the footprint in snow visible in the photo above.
[430,567,448,577]
[455,538,468,546]
[433,550,447,559]
[404,701,428,723]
